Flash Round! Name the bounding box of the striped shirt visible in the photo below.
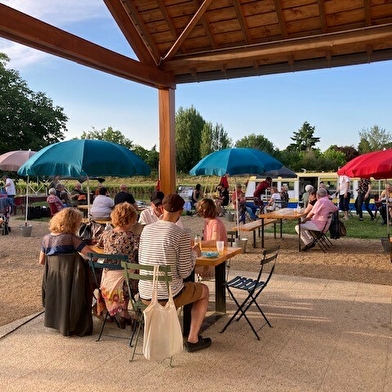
[138,220,196,300]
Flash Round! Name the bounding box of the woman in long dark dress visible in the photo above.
[39,207,94,336]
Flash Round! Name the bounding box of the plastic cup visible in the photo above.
[216,241,225,252]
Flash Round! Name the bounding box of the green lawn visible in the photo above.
[264,213,389,240]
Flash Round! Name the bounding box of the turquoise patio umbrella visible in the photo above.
[18,139,151,219]
[189,148,283,236]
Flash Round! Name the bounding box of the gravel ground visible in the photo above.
[1,214,391,326]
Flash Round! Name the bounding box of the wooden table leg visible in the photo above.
[215,261,226,313]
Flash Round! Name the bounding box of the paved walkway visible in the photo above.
[1,273,391,392]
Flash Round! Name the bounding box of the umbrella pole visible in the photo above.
[234,176,240,240]
[87,176,90,218]
[24,176,29,223]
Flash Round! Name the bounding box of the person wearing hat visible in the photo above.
[138,194,212,353]
[139,190,183,227]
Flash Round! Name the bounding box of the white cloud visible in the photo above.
[2,0,104,24]
[0,0,109,68]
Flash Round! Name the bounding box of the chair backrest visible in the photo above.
[87,252,129,289]
[257,245,280,287]
[121,261,172,294]
[321,211,335,233]
[48,202,59,217]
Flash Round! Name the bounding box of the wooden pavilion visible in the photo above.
[1,0,392,193]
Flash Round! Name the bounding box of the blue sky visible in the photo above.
[1,0,391,152]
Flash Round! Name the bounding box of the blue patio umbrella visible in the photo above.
[18,139,150,178]
[189,148,283,236]
[17,139,151,220]
[189,148,283,176]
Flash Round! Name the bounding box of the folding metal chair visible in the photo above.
[308,212,334,253]
[220,246,280,340]
[87,252,129,342]
[121,261,172,362]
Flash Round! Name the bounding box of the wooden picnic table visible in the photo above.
[258,208,307,251]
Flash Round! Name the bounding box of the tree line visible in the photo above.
[1,52,392,175]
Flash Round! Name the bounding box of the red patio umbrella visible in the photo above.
[337,149,392,179]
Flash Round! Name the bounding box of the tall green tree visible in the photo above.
[175,106,205,173]
[0,53,68,153]
[80,126,134,149]
[288,121,320,152]
[235,133,275,154]
[200,122,232,158]
[358,125,392,153]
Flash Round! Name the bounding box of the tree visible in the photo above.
[200,122,232,158]
[358,125,392,153]
[175,106,205,173]
[235,133,275,154]
[0,53,68,153]
[329,145,358,162]
[288,121,320,152]
[80,126,134,149]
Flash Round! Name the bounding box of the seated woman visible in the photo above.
[46,187,64,215]
[265,187,282,212]
[303,190,317,215]
[214,183,229,216]
[96,202,140,328]
[90,186,114,220]
[38,207,94,336]
[191,183,204,211]
[195,198,227,279]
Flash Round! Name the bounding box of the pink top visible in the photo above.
[203,218,228,245]
[310,196,338,231]
[46,194,63,212]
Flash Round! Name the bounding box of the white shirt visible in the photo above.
[90,195,114,218]
[139,206,183,228]
[5,178,16,196]
[338,175,350,195]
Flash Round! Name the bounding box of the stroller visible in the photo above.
[0,197,11,235]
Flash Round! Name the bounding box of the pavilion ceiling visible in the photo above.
[106,0,392,84]
[1,0,392,87]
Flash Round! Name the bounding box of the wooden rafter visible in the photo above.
[104,0,156,66]
[160,0,214,62]
[232,0,252,43]
[0,4,175,89]
[317,0,328,33]
[273,0,288,38]
[120,0,162,65]
[364,0,372,26]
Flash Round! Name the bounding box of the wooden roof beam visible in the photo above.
[163,23,392,70]
[160,0,214,62]
[0,4,175,89]
[119,0,162,65]
[104,0,156,66]
[232,0,252,43]
[364,0,372,26]
[317,0,328,33]
[273,0,288,38]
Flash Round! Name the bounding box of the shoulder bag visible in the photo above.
[338,220,347,237]
[143,265,183,361]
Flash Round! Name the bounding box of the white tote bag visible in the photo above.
[143,265,183,361]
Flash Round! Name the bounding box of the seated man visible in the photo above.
[295,188,338,251]
[138,194,211,353]
[70,182,87,205]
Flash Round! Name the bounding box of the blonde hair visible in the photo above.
[49,207,83,234]
[196,198,218,219]
[110,202,137,227]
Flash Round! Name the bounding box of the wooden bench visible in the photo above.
[232,219,277,247]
